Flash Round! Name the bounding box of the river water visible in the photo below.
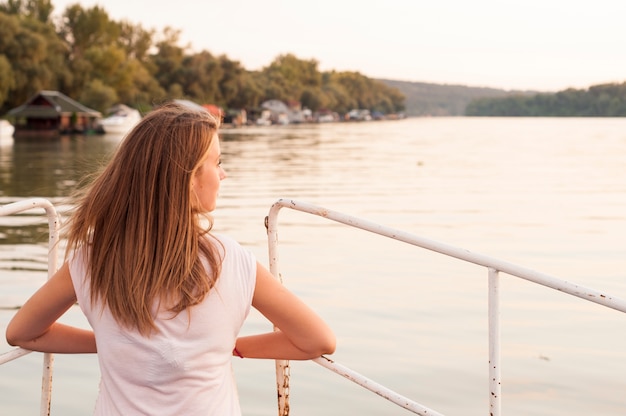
[1,117,625,415]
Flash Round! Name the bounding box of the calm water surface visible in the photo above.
[1,117,625,415]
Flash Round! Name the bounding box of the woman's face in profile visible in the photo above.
[192,134,226,212]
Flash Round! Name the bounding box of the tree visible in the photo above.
[111,58,166,110]
[217,55,253,108]
[117,20,154,62]
[179,51,223,103]
[0,11,66,110]
[80,78,117,113]
[299,87,324,112]
[57,4,121,97]
[59,4,119,58]
[320,79,355,114]
[261,54,322,103]
[84,44,126,83]
[149,27,186,90]
[0,54,15,108]
[0,0,53,23]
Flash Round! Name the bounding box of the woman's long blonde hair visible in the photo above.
[65,102,222,336]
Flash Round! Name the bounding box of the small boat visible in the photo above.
[98,104,141,135]
[0,119,15,142]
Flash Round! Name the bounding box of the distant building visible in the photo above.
[259,99,313,125]
[261,99,289,115]
[258,99,288,124]
[346,109,372,121]
[7,90,101,139]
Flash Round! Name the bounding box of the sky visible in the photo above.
[49,0,626,92]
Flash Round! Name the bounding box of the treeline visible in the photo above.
[465,83,626,116]
[0,0,405,116]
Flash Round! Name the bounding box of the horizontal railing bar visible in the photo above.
[0,198,57,217]
[313,356,444,416]
[0,348,33,365]
[268,198,626,314]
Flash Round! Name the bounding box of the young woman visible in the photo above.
[6,102,336,415]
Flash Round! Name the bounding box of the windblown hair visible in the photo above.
[65,102,222,336]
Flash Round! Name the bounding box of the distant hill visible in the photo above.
[464,82,626,117]
[379,79,538,117]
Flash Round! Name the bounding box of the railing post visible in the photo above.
[488,267,501,416]
[0,199,59,416]
[265,207,291,416]
[42,200,59,416]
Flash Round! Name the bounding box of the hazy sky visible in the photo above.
[50,0,626,92]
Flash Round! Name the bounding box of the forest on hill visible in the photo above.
[382,79,626,117]
[0,0,404,116]
[465,83,626,116]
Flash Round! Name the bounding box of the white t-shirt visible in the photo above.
[69,234,257,415]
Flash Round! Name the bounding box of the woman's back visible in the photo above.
[70,235,256,415]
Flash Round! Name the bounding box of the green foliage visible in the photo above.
[259,54,322,104]
[0,2,404,117]
[79,79,117,113]
[0,0,53,23]
[60,4,119,54]
[0,10,69,106]
[0,54,15,106]
[465,83,626,116]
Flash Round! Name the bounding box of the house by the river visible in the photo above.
[7,91,101,139]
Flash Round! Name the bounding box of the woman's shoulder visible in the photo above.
[208,233,254,260]
[209,233,257,289]
[210,233,241,250]
[67,245,88,274]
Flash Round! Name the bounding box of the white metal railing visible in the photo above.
[0,198,60,416]
[2,197,626,416]
[265,198,626,416]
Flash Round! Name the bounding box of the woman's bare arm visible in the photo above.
[234,262,335,360]
[5,262,96,353]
